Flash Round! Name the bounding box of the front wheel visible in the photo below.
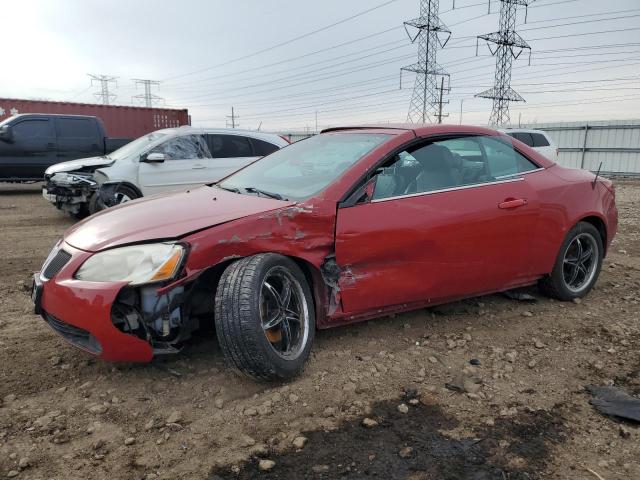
[214,254,315,381]
[539,221,604,300]
[88,184,140,214]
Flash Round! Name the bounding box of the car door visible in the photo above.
[334,134,542,315]
[137,134,211,195]
[205,134,260,181]
[2,118,57,179]
[54,117,103,163]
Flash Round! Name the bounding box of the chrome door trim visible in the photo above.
[371,176,526,204]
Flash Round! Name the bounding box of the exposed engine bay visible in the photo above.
[43,171,98,216]
[110,271,219,354]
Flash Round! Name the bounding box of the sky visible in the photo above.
[2,0,639,132]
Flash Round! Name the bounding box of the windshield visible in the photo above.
[217,133,390,200]
[108,132,168,161]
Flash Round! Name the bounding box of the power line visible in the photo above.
[163,0,401,82]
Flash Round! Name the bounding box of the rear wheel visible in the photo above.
[214,254,315,381]
[539,221,603,300]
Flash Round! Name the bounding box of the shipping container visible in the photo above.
[0,98,190,138]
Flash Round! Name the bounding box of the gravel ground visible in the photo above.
[0,181,639,480]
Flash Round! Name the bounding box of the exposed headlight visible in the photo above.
[75,243,185,285]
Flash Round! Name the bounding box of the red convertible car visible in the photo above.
[32,125,617,380]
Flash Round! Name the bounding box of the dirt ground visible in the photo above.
[0,181,638,480]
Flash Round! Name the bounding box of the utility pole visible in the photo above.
[88,74,117,105]
[315,111,318,133]
[132,79,162,107]
[459,98,464,125]
[435,76,449,124]
[226,107,239,129]
[475,0,533,127]
[401,0,451,124]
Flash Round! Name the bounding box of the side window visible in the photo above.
[478,136,538,179]
[370,135,540,201]
[250,138,279,156]
[372,140,472,200]
[57,118,97,138]
[153,135,209,160]
[13,120,53,140]
[531,133,550,147]
[207,134,253,158]
[508,132,534,147]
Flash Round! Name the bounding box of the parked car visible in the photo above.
[43,127,289,217]
[501,128,558,161]
[32,124,617,381]
[0,114,130,182]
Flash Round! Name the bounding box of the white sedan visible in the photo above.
[43,127,290,216]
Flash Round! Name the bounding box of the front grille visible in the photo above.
[42,249,72,280]
[43,313,102,355]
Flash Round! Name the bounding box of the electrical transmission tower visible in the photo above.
[401,0,451,124]
[88,74,118,105]
[132,79,163,107]
[475,0,533,126]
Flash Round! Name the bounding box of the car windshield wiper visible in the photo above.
[244,187,285,200]
[214,184,241,194]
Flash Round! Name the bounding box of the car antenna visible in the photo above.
[592,161,603,189]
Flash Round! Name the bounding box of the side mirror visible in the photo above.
[339,175,378,208]
[0,125,14,143]
[141,152,165,163]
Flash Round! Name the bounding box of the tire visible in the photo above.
[88,184,140,215]
[538,221,604,301]
[69,203,90,220]
[214,253,315,381]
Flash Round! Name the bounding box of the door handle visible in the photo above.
[192,164,206,169]
[46,143,56,150]
[498,198,527,209]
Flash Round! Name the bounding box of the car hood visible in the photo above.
[45,156,113,176]
[64,186,294,252]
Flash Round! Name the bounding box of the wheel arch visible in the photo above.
[190,253,329,328]
[577,214,607,255]
[117,181,143,198]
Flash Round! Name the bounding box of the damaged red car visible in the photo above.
[32,125,618,380]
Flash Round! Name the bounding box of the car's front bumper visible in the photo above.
[43,176,97,214]
[32,243,153,362]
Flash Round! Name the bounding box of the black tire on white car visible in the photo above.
[214,253,315,381]
[88,184,140,215]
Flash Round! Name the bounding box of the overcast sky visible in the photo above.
[2,0,639,131]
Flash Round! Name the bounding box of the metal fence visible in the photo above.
[523,120,640,175]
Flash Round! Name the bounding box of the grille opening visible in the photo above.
[43,313,102,355]
[42,249,72,279]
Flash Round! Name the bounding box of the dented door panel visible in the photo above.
[334,178,541,314]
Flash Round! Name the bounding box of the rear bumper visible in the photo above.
[34,243,153,362]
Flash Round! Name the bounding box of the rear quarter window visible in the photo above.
[508,132,534,147]
[250,138,280,156]
[531,133,551,147]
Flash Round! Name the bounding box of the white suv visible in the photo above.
[44,127,289,216]
[501,128,558,161]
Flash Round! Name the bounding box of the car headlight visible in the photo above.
[75,243,185,285]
